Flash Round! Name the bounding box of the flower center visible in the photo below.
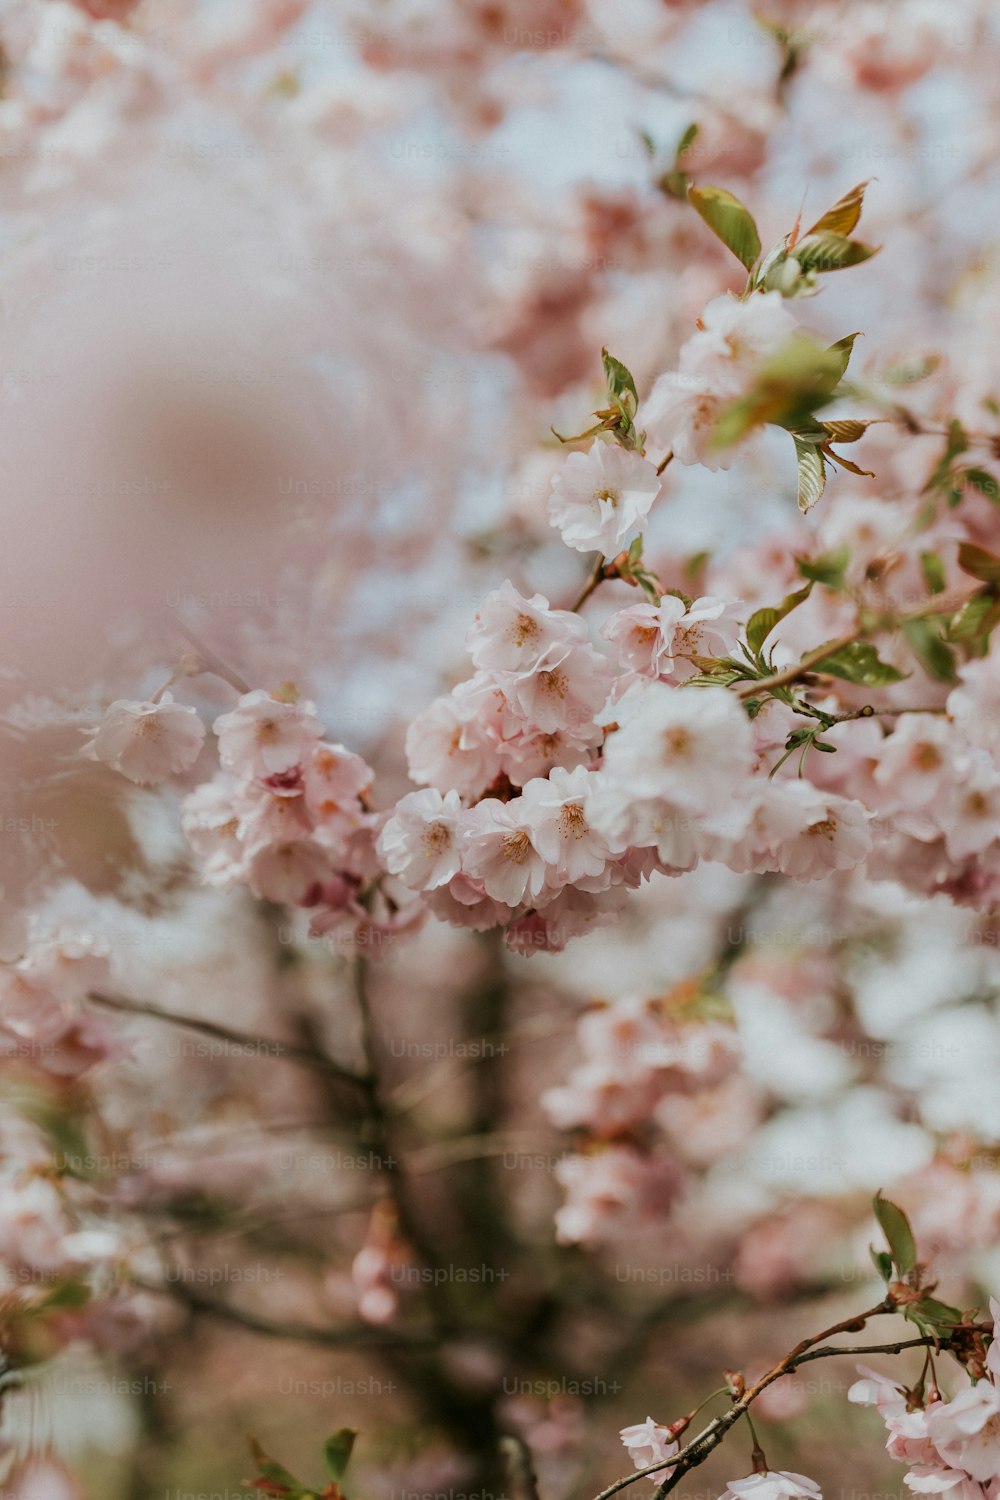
[501,831,531,863]
[662,726,692,759]
[594,486,621,508]
[673,624,703,656]
[422,822,451,856]
[913,742,942,771]
[510,612,541,649]
[558,803,588,841]
[538,668,568,699]
[807,818,837,840]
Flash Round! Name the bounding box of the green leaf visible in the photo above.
[810,640,907,686]
[806,180,870,237]
[248,1437,304,1492]
[746,581,813,656]
[323,1429,357,1483]
[797,546,850,588]
[602,348,638,417]
[794,438,826,514]
[906,1297,963,1330]
[794,232,880,273]
[957,541,1000,583]
[40,1278,91,1311]
[965,467,1000,504]
[873,1193,917,1275]
[903,617,957,682]
[676,121,699,159]
[920,551,947,595]
[947,589,1000,643]
[687,184,761,271]
[828,331,862,381]
[869,1246,894,1283]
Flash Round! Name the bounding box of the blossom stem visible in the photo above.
[570,555,608,612]
[173,622,252,695]
[599,1300,912,1500]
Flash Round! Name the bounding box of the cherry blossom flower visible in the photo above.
[459,796,548,907]
[377,788,465,891]
[643,369,734,470]
[548,440,662,554]
[517,766,612,885]
[81,693,205,784]
[213,689,324,779]
[234,776,315,852]
[848,1367,939,1465]
[181,777,245,886]
[304,742,374,826]
[243,838,336,905]
[644,292,797,469]
[712,779,873,881]
[553,1145,685,1246]
[905,1469,994,1500]
[925,1383,1000,1482]
[872,716,958,811]
[620,1417,679,1482]
[940,759,1000,861]
[499,723,598,786]
[948,657,1000,752]
[602,599,685,678]
[504,641,613,735]
[467,579,587,674]
[598,681,753,815]
[601,595,742,682]
[405,681,506,798]
[718,1472,824,1500]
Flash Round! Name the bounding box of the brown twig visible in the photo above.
[592,1306,991,1500]
[569,555,608,613]
[87,990,367,1091]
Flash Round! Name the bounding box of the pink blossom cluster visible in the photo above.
[176,690,412,952]
[0,931,115,1082]
[381,578,877,953]
[540,995,738,1245]
[849,1300,1000,1497]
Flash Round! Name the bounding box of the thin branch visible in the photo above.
[172,622,252,695]
[349,959,453,1304]
[87,990,367,1091]
[570,555,608,613]
[133,1275,431,1350]
[737,630,862,699]
[593,1307,991,1500]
